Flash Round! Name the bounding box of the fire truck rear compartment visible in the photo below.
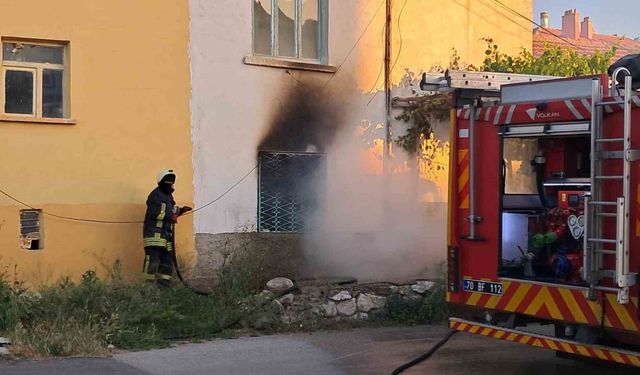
[446,65,640,368]
[500,134,591,286]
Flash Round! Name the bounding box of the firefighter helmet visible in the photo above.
[157,169,176,184]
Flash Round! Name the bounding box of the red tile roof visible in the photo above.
[533,27,640,61]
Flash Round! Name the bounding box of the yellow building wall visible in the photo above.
[359,0,534,89]
[0,1,193,285]
[351,0,532,202]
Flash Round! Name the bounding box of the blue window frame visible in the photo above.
[253,0,328,63]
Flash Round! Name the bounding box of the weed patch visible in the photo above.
[0,251,266,357]
[386,280,449,324]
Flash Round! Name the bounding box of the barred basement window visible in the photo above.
[20,209,43,250]
[258,151,325,232]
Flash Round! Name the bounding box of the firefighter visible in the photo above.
[142,169,191,285]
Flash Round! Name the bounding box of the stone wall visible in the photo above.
[255,277,436,329]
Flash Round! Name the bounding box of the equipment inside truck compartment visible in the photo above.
[500,134,591,285]
[447,58,640,368]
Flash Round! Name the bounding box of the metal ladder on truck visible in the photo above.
[584,68,638,304]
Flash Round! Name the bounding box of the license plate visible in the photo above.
[463,279,503,295]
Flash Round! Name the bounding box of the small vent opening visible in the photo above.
[20,209,43,250]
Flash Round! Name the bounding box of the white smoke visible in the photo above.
[302,122,447,282]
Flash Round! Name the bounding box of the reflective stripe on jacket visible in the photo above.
[143,187,176,249]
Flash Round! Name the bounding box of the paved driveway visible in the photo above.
[0,326,637,374]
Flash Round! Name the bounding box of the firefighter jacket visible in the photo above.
[143,187,176,251]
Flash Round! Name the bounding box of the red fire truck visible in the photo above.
[443,61,640,367]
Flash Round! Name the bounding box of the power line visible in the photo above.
[490,0,578,47]
[322,0,385,90]
[365,23,388,98]
[0,165,258,225]
[0,188,143,224]
[284,69,310,88]
[366,38,387,105]
[183,165,257,216]
[475,0,532,35]
[367,0,408,107]
[389,0,408,74]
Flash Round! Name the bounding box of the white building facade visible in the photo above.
[187,0,534,280]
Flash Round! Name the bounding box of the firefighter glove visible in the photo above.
[179,206,193,215]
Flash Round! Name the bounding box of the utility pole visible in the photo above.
[383,0,393,175]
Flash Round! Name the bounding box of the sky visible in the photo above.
[534,0,639,38]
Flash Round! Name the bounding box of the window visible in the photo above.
[258,151,325,232]
[2,41,68,119]
[503,138,538,194]
[253,0,326,62]
[20,209,43,250]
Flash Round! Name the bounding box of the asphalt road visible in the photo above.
[0,326,637,375]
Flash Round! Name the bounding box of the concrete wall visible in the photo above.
[189,0,533,236]
[191,233,303,288]
[0,1,194,284]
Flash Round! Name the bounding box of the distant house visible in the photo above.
[533,9,640,60]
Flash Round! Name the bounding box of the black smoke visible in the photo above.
[258,81,345,153]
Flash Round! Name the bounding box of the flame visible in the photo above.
[418,133,450,202]
[360,138,384,175]
[356,130,450,204]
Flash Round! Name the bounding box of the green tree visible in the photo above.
[481,38,617,77]
[395,94,450,155]
[397,39,618,155]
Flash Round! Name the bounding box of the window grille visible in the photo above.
[258,151,325,232]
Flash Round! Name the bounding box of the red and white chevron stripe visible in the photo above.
[450,318,640,367]
[456,95,640,125]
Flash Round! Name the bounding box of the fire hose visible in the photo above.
[390,329,458,375]
[169,234,458,366]
[169,216,223,297]
[166,230,300,339]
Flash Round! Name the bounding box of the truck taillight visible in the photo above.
[448,246,459,292]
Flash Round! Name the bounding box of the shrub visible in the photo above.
[386,279,449,324]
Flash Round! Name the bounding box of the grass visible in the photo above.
[0,273,240,357]
[385,279,449,325]
[0,252,263,357]
[0,251,450,358]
